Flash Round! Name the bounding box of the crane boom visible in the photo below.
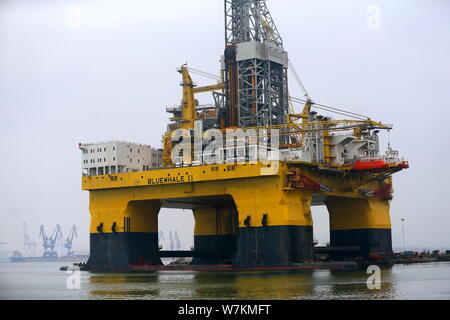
[39,225,62,258]
[64,225,77,257]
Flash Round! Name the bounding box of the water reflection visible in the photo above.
[1,262,448,300]
[225,271,317,300]
[324,269,399,300]
[88,273,161,299]
[85,269,396,300]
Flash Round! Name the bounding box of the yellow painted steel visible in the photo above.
[84,162,323,235]
[193,83,225,94]
[82,162,280,191]
[84,150,400,249]
[326,198,391,230]
[179,65,196,131]
[323,131,335,165]
[89,194,160,234]
[194,207,236,237]
[162,133,174,168]
[232,183,313,228]
[84,160,397,233]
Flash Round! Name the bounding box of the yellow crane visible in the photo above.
[163,65,393,167]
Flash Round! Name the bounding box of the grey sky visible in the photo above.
[0,0,449,254]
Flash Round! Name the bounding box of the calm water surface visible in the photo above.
[0,261,449,300]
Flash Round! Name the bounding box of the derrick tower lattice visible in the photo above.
[224,0,289,129]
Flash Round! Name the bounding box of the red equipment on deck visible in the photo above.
[353,160,389,171]
[353,160,410,171]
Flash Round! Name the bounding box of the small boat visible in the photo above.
[353,159,409,171]
[353,160,389,171]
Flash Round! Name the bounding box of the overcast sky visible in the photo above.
[0,0,449,255]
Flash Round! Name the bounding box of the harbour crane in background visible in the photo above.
[23,222,37,257]
[39,225,62,258]
[168,231,182,251]
[158,231,164,250]
[169,231,175,251]
[174,231,181,251]
[64,225,77,257]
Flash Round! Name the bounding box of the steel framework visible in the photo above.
[224,0,289,129]
[225,0,283,46]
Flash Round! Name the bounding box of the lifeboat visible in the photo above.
[353,160,389,171]
[353,160,410,171]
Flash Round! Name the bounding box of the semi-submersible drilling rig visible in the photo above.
[81,0,409,271]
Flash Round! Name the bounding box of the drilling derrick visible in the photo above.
[224,0,289,128]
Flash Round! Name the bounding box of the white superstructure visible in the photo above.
[79,141,162,176]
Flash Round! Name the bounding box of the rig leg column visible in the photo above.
[87,198,162,271]
[232,190,314,268]
[326,198,393,259]
[191,206,237,265]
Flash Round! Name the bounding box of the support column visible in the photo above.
[232,188,314,268]
[191,206,237,265]
[87,195,162,271]
[326,198,393,259]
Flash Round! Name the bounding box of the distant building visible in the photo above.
[79,141,162,176]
